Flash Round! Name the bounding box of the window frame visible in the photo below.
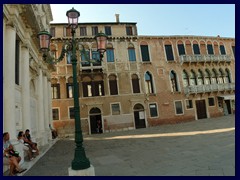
[174,100,184,115]
[149,103,158,118]
[185,99,193,110]
[52,108,60,120]
[111,103,121,115]
[208,97,215,107]
[51,84,60,99]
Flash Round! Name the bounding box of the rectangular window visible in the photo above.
[126,26,133,35]
[82,81,104,97]
[80,27,87,36]
[15,39,20,85]
[165,45,174,61]
[177,44,185,55]
[51,84,60,99]
[175,101,183,115]
[111,103,120,115]
[128,48,136,61]
[193,44,200,54]
[208,97,215,106]
[69,107,75,119]
[105,26,112,35]
[50,27,55,37]
[140,45,150,62]
[149,103,158,117]
[52,109,59,120]
[67,83,74,98]
[92,26,98,36]
[185,99,193,109]
[106,49,114,62]
[207,44,214,54]
[220,45,226,55]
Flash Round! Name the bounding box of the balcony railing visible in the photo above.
[184,83,235,95]
[180,54,231,65]
[80,61,103,70]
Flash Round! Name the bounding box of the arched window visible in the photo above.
[212,69,218,84]
[170,70,179,92]
[66,77,74,98]
[193,41,200,55]
[219,42,226,55]
[109,74,118,95]
[164,41,174,61]
[128,43,136,61]
[207,41,214,55]
[218,68,225,83]
[225,69,232,83]
[177,40,185,56]
[106,43,115,62]
[182,70,189,87]
[145,71,154,94]
[190,70,197,86]
[131,74,140,93]
[205,69,212,85]
[140,41,150,62]
[197,69,204,85]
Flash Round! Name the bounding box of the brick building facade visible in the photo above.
[49,16,235,136]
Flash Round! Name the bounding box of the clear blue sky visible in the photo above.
[50,4,235,38]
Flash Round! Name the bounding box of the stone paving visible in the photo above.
[23,115,235,176]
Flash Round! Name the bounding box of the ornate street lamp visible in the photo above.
[37,7,107,173]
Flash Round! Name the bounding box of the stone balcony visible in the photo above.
[180,54,232,65]
[184,83,235,95]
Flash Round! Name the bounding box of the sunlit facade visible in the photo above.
[50,15,235,137]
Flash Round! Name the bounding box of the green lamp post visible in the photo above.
[37,7,107,171]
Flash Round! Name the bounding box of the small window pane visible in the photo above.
[208,97,215,106]
[149,103,158,117]
[175,101,183,114]
[112,104,120,115]
[165,45,174,61]
[178,44,185,55]
[52,109,59,120]
[186,100,193,109]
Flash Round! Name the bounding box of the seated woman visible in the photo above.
[3,132,27,176]
[24,129,39,155]
[17,131,34,161]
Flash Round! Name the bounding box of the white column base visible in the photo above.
[68,165,95,176]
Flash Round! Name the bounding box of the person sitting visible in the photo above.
[24,129,39,155]
[49,124,58,139]
[3,132,27,176]
[17,131,34,161]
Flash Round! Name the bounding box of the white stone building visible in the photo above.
[3,4,54,146]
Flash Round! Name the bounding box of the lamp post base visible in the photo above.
[68,165,95,176]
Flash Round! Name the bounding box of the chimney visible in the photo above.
[115,14,120,23]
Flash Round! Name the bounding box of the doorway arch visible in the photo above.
[133,103,146,129]
[89,107,102,134]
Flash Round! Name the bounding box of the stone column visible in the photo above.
[37,66,45,145]
[21,44,31,130]
[47,77,53,140]
[3,23,17,137]
[43,72,51,142]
